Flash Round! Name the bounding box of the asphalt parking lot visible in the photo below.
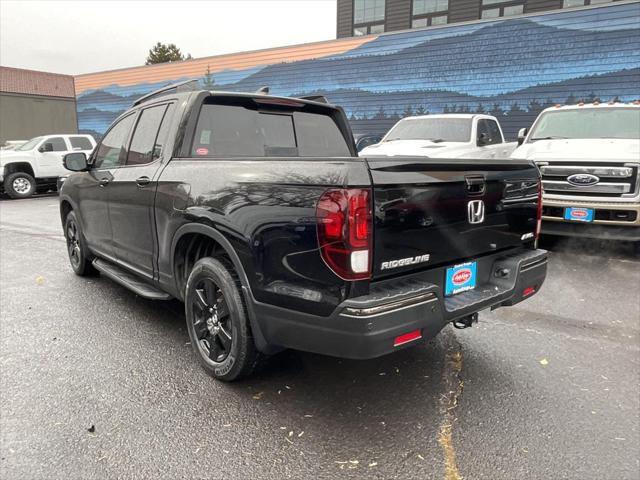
[1,195,638,480]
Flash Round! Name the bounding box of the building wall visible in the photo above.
[385,0,412,32]
[75,2,640,141]
[0,93,77,144]
[338,0,581,37]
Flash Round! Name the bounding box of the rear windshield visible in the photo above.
[191,103,351,157]
[529,107,640,141]
[384,118,472,143]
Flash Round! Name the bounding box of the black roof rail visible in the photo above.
[299,95,329,104]
[132,79,200,107]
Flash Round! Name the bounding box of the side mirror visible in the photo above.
[477,132,490,146]
[63,152,88,172]
[39,142,54,153]
[517,127,528,146]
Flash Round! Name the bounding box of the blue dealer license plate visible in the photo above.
[564,207,594,222]
[445,261,477,296]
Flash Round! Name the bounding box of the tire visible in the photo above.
[64,211,95,276]
[4,172,36,199]
[185,257,264,381]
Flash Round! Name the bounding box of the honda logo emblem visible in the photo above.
[467,200,485,224]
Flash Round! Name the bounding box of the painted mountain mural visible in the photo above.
[76,2,640,141]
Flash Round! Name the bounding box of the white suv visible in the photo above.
[511,102,640,241]
[0,134,96,199]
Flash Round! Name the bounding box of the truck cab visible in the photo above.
[511,102,640,241]
[0,134,96,198]
[359,114,517,159]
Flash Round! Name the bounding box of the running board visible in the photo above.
[92,258,171,300]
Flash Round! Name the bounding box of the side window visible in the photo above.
[486,120,502,144]
[477,120,490,144]
[356,135,381,152]
[126,104,170,166]
[45,137,68,152]
[153,103,175,160]
[69,136,93,151]
[93,114,136,169]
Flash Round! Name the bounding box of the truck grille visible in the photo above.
[538,163,638,198]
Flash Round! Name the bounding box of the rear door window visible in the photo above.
[69,136,93,150]
[192,103,350,157]
[127,104,169,165]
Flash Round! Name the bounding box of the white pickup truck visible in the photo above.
[511,102,640,241]
[0,134,96,199]
[359,114,517,159]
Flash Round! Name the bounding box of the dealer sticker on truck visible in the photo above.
[564,207,594,222]
[445,261,477,296]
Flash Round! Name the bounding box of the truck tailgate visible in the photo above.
[366,157,540,278]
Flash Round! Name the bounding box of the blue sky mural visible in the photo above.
[76,2,640,140]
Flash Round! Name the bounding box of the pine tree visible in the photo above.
[145,42,191,65]
[374,106,387,120]
[528,99,542,113]
[490,103,503,117]
[202,65,216,89]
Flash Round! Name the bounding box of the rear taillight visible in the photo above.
[316,188,372,280]
[535,179,543,240]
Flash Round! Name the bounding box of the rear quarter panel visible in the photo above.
[155,157,371,316]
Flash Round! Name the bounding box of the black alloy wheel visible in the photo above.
[185,257,264,381]
[66,218,82,270]
[191,278,234,363]
[64,211,95,276]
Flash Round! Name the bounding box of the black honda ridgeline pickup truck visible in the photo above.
[60,84,547,381]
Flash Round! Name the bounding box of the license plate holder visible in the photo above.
[445,261,477,297]
[564,207,594,222]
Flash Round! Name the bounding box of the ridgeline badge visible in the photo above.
[381,254,430,270]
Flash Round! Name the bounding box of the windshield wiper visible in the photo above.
[530,136,568,141]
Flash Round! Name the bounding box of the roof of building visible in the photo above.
[0,66,75,98]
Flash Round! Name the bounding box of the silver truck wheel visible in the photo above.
[4,172,36,199]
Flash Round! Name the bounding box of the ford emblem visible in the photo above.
[567,173,599,186]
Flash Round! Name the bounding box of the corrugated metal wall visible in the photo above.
[0,94,77,144]
[76,2,640,141]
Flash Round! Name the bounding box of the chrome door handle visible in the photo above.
[136,176,151,187]
[98,178,109,187]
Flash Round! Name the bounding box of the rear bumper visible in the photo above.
[248,248,547,359]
